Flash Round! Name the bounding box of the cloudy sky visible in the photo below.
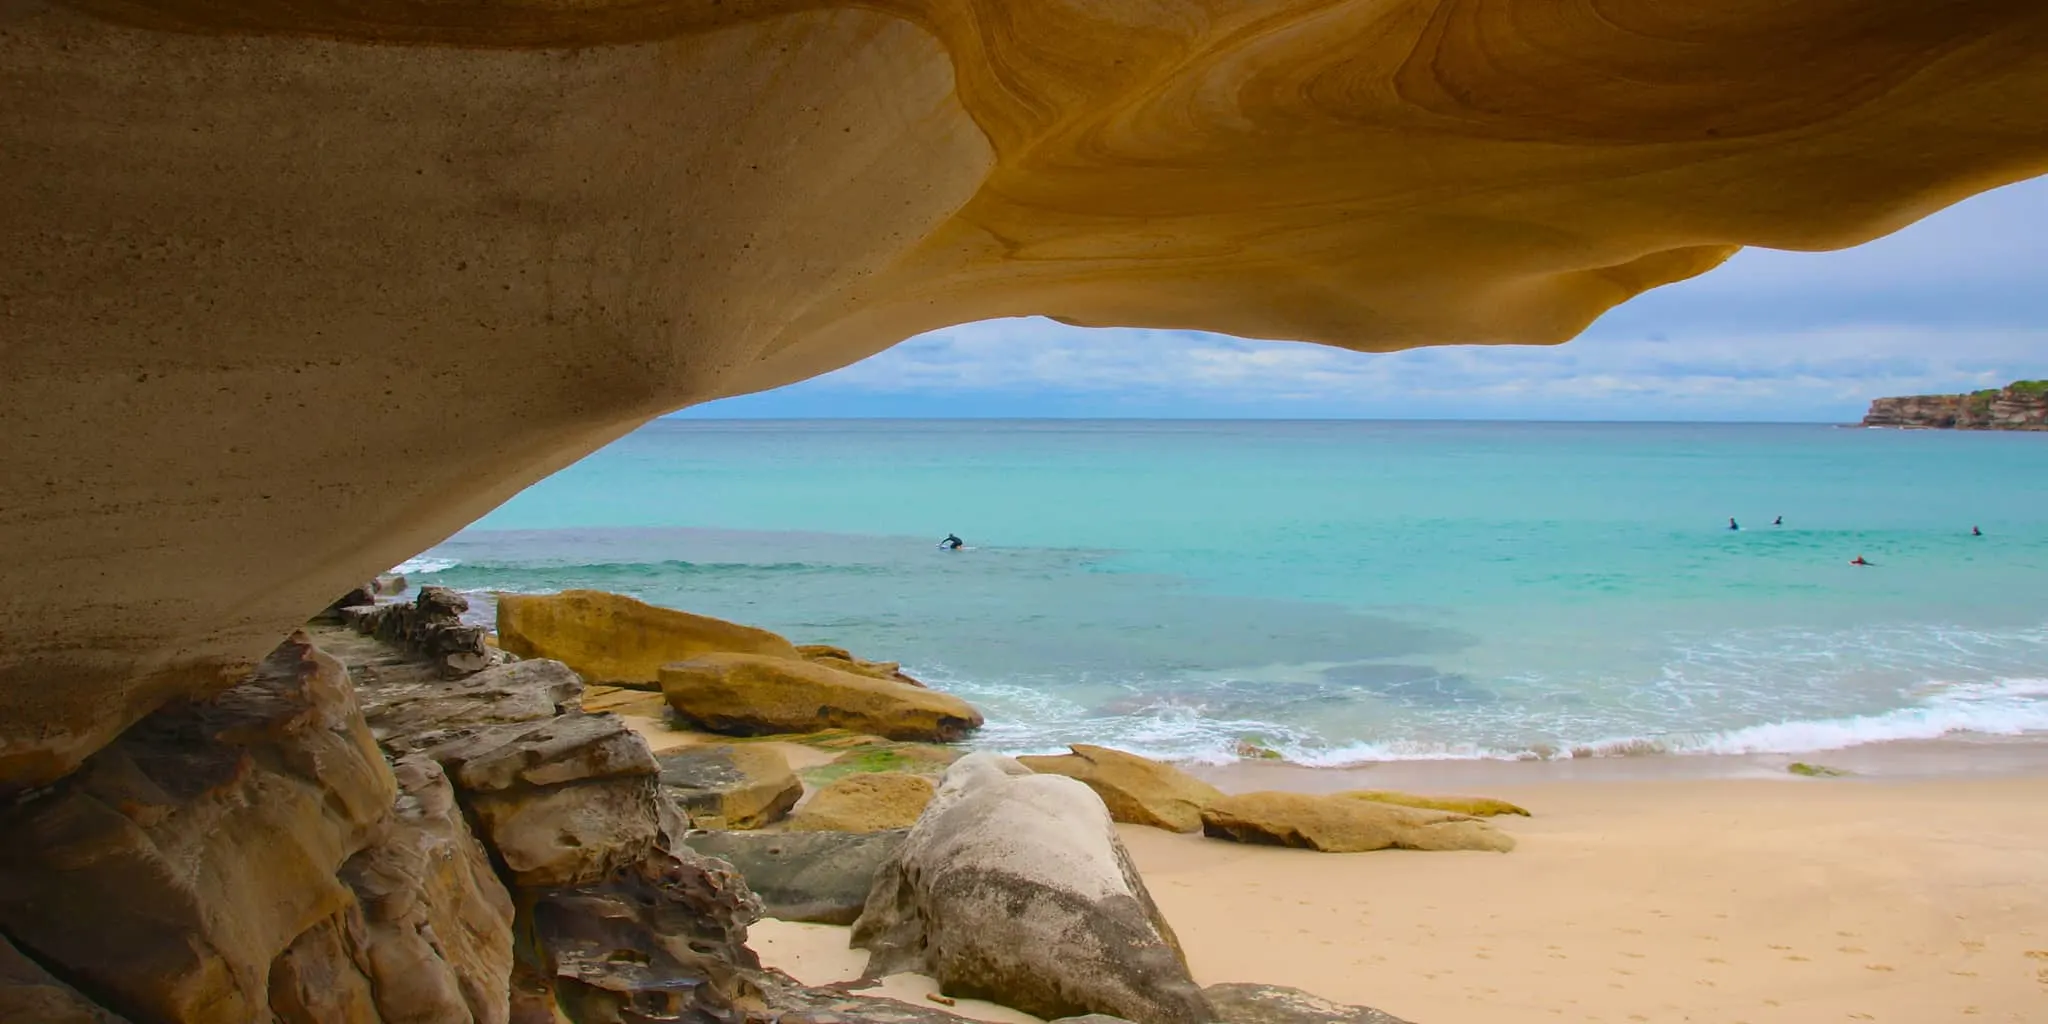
[688,176,2048,421]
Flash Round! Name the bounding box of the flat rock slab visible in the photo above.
[661,653,983,743]
[430,712,658,793]
[1204,983,1411,1024]
[355,658,586,756]
[1201,791,1513,854]
[683,829,908,925]
[787,772,935,832]
[1017,745,1223,833]
[659,744,803,829]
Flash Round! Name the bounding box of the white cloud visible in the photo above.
[804,317,2044,419]
[726,175,2048,420]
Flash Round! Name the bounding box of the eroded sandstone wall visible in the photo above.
[6,0,2048,790]
[1863,384,2048,430]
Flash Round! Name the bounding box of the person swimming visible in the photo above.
[1729,517,1739,531]
[941,533,964,550]
[1850,555,1870,566]
[1973,526,1983,536]
[1773,515,1783,526]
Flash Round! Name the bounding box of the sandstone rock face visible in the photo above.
[580,683,672,720]
[797,644,928,687]
[1017,746,1224,833]
[787,772,937,832]
[530,842,764,1023]
[1202,983,1411,1024]
[1343,791,1531,818]
[662,653,983,742]
[0,633,399,1023]
[321,624,764,1022]
[1863,382,2048,429]
[346,587,494,677]
[9,0,2048,795]
[444,716,665,889]
[854,755,1209,1024]
[273,755,517,1024]
[658,744,805,829]
[497,590,800,688]
[1200,792,1514,854]
[0,933,130,1024]
[682,829,909,926]
[338,758,515,1024]
[357,658,587,756]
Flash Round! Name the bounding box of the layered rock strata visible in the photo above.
[343,586,495,677]
[1862,382,2048,429]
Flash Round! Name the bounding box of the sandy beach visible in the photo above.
[754,769,2048,1024]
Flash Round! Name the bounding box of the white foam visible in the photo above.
[1670,677,2048,755]
[391,555,460,575]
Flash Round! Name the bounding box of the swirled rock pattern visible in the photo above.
[7,1,2048,791]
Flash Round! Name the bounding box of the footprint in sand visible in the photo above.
[1784,955,1810,962]
[1838,946,1867,953]
[2022,950,2048,960]
[1864,964,1895,972]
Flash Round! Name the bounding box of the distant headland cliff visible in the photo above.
[1862,381,2048,430]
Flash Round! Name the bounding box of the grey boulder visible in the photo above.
[853,754,1209,1024]
[683,829,908,925]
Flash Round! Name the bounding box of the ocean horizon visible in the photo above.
[405,418,2048,765]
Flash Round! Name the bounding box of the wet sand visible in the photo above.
[754,770,2048,1024]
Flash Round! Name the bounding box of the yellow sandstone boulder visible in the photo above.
[1342,790,1531,818]
[1201,791,1514,854]
[785,772,937,832]
[496,590,799,688]
[795,644,928,687]
[657,744,803,830]
[1016,745,1223,833]
[660,653,983,743]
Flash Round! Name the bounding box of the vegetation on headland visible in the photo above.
[1861,379,2048,430]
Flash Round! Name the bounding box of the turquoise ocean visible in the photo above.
[405,420,2048,764]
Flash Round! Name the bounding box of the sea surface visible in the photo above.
[403,420,2048,764]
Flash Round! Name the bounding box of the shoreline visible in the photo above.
[754,770,2048,1024]
[1181,733,2048,790]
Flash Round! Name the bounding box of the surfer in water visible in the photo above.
[941,533,964,551]
[1850,555,1871,566]
[1729,517,1740,531]
[1773,515,1783,526]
